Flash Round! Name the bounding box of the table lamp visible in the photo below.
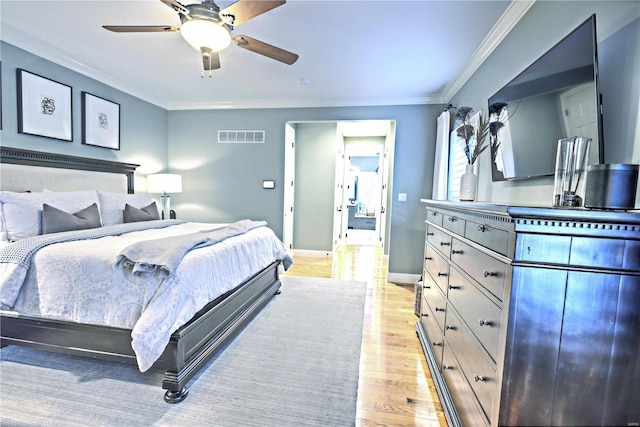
[147,173,182,219]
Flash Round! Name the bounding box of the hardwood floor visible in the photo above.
[283,245,448,427]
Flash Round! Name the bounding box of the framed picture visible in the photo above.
[82,92,120,150]
[17,68,72,141]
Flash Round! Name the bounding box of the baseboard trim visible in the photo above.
[387,272,420,285]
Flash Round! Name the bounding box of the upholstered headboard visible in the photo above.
[0,147,139,193]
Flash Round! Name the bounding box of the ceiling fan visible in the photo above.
[103,0,298,75]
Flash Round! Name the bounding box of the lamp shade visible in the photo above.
[148,174,183,194]
[180,19,231,52]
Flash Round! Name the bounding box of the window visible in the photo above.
[447,129,468,200]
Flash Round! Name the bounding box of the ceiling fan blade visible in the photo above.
[103,25,179,33]
[233,35,298,65]
[221,1,285,26]
[202,49,221,71]
[160,0,189,15]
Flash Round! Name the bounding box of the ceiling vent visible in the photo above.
[218,130,265,144]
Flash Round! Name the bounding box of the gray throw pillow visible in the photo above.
[123,202,159,223]
[42,203,102,234]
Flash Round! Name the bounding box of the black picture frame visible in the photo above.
[17,68,72,141]
[81,92,121,150]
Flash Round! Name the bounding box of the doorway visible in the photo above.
[283,120,395,257]
[343,143,383,246]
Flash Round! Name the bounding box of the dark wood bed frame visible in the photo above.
[0,147,283,403]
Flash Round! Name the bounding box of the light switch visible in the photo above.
[263,180,275,189]
[398,193,407,201]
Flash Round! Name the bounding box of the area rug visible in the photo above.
[0,275,366,427]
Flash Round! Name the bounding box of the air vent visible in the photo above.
[218,130,265,144]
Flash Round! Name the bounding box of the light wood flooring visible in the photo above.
[283,244,448,427]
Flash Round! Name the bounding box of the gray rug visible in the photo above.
[0,276,366,427]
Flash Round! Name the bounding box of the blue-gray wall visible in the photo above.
[0,43,168,184]
[293,122,337,251]
[168,104,441,275]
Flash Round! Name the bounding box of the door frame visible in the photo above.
[283,119,396,256]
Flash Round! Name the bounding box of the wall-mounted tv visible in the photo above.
[488,14,603,181]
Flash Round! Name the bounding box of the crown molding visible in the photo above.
[442,0,536,103]
[166,94,443,110]
[1,21,170,109]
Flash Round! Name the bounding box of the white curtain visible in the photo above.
[432,110,450,200]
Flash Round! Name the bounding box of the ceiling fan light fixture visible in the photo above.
[180,19,231,52]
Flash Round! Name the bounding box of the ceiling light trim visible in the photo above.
[180,18,231,52]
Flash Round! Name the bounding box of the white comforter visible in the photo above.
[1,222,292,371]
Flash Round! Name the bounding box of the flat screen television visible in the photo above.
[488,14,603,181]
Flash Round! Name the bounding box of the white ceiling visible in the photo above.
[0,0,532,111]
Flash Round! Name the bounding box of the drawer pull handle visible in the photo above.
[483,270,497,277]
[478,319,493,327]
[435,307,445,312]
[425,257,433,261]
[440,241,451,246]
[421,313,429,318]
[442,365,453,370]
[445,325,456,331]
[423,285,431,289]
[478,225,486,232]
[427,232,434,236]
[448,217,457,222]
[448,285,460,290]
[437,272,447,277]
[474,374,486,382]
[432,212,438,216]
[432,342,442,347]
[451,249,463,255]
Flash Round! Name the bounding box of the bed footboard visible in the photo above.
[160,260,282,402]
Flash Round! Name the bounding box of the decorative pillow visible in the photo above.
[42,203,102,234]
[97,191,155,226]
[123,202,160,223]
[0,190,100,240]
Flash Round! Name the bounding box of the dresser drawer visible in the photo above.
[420,297,445,367]
[423,274,447,332]
[445,310,496,423]
[451,238,507,301]
[465,220,510,256]
[426,209,444,227]
[570,236,640,270]
[448,268,502,362]
[443,214,466,236]
[427,226,452,258]
[425,245,450,295]
[515,233,571,264]
[442,347,490,427]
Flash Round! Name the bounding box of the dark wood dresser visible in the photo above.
[417,199,640,427]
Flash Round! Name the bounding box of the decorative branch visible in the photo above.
[455,106,489,165]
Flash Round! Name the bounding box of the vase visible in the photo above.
[459,164,477,201]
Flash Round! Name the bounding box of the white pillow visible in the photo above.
[0,190,100,240]
[97,191,154,226]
